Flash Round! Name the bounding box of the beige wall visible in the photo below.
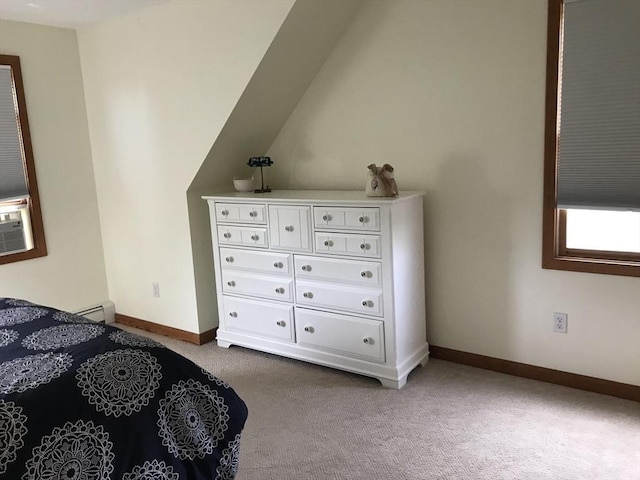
[266,0,640,385]
[77,0,295,332]
[0,20,108,311]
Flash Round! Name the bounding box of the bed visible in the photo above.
[0,297,248,480]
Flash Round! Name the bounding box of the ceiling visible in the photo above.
[0,0,171,29]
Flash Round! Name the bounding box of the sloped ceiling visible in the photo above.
[187,0,363,330]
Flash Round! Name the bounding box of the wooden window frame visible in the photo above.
[0,54,47,265]
[542,0,639,278]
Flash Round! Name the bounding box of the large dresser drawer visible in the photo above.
[294,255,382,287]
[220,247,292,276]
[215,202,266,224]
[295,308,385,362]
[295,280,383,317]
[223,296,294,342]
[218,225,268,248]
[313,207,380,231]
[222,271,293,302]
[314,232,381,258]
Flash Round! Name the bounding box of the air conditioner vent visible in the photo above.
[0,220,27,255]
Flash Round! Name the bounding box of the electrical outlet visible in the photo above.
[553,312,567,333]
[152,282,160,298]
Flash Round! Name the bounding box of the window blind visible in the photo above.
[557,0,640,211]
[0,65,29,202]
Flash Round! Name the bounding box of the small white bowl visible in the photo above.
[233,177,255,192]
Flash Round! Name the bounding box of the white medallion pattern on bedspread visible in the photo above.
[0,399,28,475]
[157,379,231,460]
[23,419,115,480]
[76,349,163,417]
[0,352,73,394]
[22,323,105,350]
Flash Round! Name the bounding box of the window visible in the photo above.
[542,0,639,277]
[0,54,46,264]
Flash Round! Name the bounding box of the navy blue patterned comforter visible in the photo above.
[0,298,248,480]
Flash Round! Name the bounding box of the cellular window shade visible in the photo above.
[557,0,640,211]
[0,65,28,202]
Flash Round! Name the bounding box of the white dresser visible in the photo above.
[203,190,428,388]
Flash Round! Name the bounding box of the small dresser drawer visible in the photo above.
[220,247,291,276]
[218,225,268,248]
[295,308,385,362]
[313,207,380,231]
[223,296,294,342]
[222,271,293,302]
[314,232,381,258]
[295,280,383,317]
[294,255,382,287]
[216,203,266,224]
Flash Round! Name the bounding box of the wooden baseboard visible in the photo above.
[115,313,216,346]
[430,345,639,402]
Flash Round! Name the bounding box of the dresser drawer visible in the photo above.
[295,308,385,362]
[218,225,268,248]
[223,296,294,342]
[220,247,291,275]
[294,255,382,287]
[314,232,381,258]
[313,207,380,231]
[295,280,383,317]
[222,271,293,302]
[215,203,266,224]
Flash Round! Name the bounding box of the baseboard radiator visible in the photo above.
[73,301,115,324]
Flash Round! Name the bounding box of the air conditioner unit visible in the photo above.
[0,205,32,256]
[73,301,116,324]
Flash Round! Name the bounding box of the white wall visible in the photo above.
[266,0,640,385]
[77,0,294,333]
[0,20,108,311]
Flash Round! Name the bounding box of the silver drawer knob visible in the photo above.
[249,211,257,217]
[303,292,313,299]
[284,225,294,232]
[304,326,315,333]
[322,214,329,221]
[229,311,237,317]
[225,256,233,263]
[360,243,368,250]
[276,320,286,327]
[251,234,259,241]
[362,300,372,307]
[227,281,236,287]
[275,287,285,294]
[359,216,366,223]
[360,271,370,277]
[273,262,283,268]
[301,265,311,271]
[223,233,230,239]
[363,337,375,345]
[221,210,229,216]
[324,240,333,247]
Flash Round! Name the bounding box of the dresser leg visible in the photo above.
[378,376,406,389]
[217,339,232,348]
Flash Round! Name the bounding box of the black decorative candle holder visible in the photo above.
[247,156,273,193]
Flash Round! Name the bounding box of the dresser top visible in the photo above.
[202,190,424,204]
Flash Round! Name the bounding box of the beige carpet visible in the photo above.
[119,325,640,480]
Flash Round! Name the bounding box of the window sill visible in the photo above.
[542,254,639,277]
